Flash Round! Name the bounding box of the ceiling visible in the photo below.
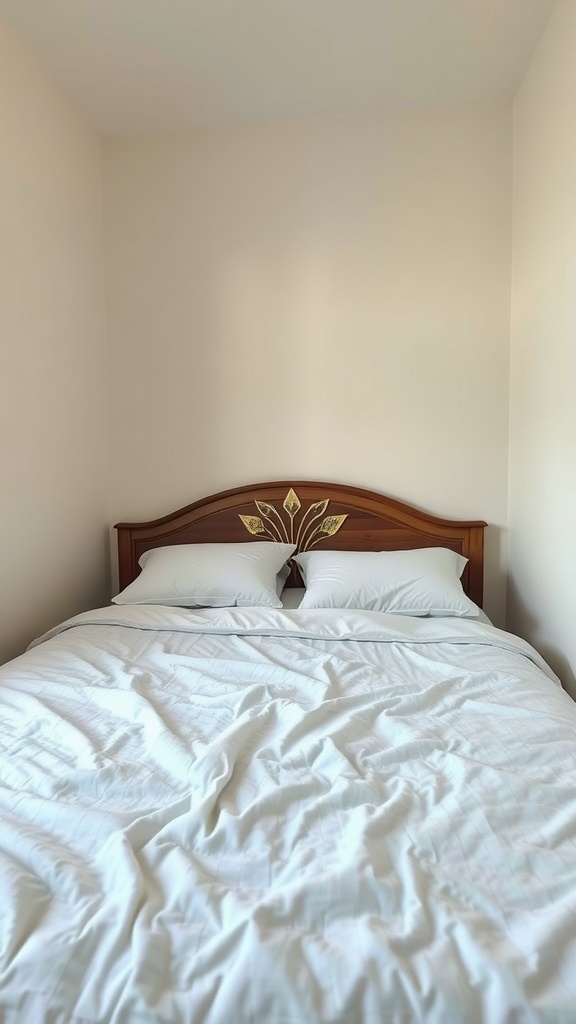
[0,0,556,135]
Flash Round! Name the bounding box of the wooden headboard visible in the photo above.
[115,481,487,607]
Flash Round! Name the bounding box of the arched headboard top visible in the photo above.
[115,480,487,606]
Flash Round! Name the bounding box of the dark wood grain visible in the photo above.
[115,481,487,606]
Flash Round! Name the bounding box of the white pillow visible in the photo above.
[113,542,295,608]
[295,548,480,617]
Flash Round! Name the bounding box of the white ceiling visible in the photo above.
[0,0,556,135]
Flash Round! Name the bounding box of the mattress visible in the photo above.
[1,604,575,1023]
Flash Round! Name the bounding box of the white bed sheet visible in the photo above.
[0,605,575,1024]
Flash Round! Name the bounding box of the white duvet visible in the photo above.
[1,605,576,1024]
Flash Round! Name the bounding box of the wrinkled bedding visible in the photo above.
[1,605,576,1024]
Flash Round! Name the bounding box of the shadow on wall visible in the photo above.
[507,578,576,700]
[482,524,507,630]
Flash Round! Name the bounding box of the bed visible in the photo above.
[1,480,576,1024]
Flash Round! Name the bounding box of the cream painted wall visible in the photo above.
[0,19,109,662]
[104,108,511,623]
[509,0,576,694]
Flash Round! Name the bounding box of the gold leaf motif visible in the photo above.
[318,514,348,537]
[283,488,301,519]
[307,499,329,516]
[239,514,266,535]
[255,501,276,518]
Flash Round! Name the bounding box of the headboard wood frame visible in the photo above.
[115,481,487,606]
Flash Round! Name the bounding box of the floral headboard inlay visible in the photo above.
[239,488,347,550]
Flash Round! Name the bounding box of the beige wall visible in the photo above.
[104,108,511,623]
[509,0,576,694]
[0,19,109,662]
[3,6,574,680]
